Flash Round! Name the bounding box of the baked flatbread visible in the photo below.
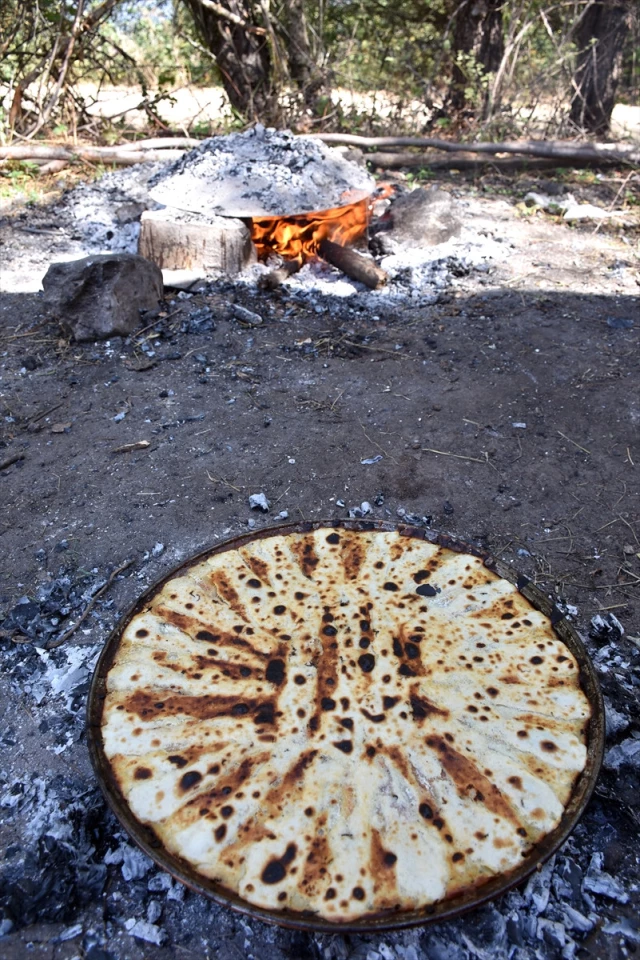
[100,527,591,922]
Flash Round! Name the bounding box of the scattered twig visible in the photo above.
[360,422,397,464]
[45,559,134,649]
[422,447,488,464]
[116,137,201,151]
[330,389,345,411]
[618,514,639,546]
[132,308,183,342]
[597,518,619,531]
[557,431,591,455]
[206,471,242,492]
[273,485,291,504]
[343,340,415,360]
[26,401,64,426]
[0,452,24,471]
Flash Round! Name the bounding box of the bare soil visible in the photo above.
[0,165,639,960]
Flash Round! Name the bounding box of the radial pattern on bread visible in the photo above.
[101,528,590,922]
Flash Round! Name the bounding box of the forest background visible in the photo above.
[0,0,638,156]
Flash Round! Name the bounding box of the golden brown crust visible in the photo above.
[101,528,590,921]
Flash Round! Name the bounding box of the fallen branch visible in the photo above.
[318,239,387,290]
[45,558,134,649]
[365,153,609,172]
[116,137,202,151]
[313,134,640,166]
[0,144,186,165]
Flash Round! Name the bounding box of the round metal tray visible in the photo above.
[86,520,604,932]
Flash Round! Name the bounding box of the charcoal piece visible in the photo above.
[3,599,40,636]
[181,306,215,334]
[589,612,624,644]
[85,947,117,960]
[42,254,163,342]
[604,737,640,771]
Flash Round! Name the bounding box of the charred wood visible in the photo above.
[318,239,387,290]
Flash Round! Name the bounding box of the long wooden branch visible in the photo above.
[117,137,202,150]
[365,152,610,172]
[0,145,185,164]
[6,133,637,175]
[313,133,640,165]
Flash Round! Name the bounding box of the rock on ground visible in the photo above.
[42,253,163,341]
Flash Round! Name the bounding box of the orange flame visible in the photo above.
[249,189,373,263]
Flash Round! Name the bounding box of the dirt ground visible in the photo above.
[0,164,639,960]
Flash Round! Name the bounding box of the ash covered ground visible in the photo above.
[0,158,639,960]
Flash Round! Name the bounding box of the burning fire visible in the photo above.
[249,189,374,263]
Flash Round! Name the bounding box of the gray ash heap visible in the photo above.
[148,126,374,218]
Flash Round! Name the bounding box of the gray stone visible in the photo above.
[388,187,462,247]
[603,918,640,942]
[249,492,270,512]
[42,253,163,342]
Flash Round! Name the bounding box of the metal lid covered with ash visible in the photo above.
[147,128,375,218]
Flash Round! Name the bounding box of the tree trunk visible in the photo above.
[181,0,278,124]
[181,0,327,124]
[449,0,504,114]
[281,0,325,111]
[570,0,631,135]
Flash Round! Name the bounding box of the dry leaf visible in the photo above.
[51,422,71,433]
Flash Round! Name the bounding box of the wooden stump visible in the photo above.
[138,208,256,276]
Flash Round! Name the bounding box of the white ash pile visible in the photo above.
[147,126,374,217]
[0,164,161,293]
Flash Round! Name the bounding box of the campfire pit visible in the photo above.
[141,128,387,287]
